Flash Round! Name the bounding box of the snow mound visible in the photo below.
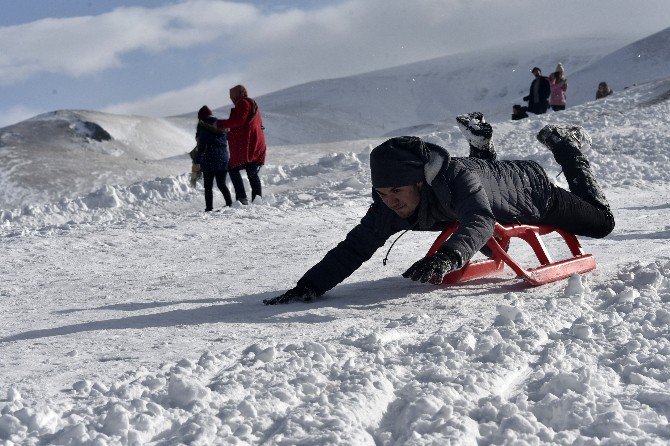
[23,110,193,160]
[0,110,194,209]
[1,149,373,235]
[0,176,194,235]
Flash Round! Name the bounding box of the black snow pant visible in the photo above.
[203,170,232,210]
[229,162,263,202]
[541,185,615,239]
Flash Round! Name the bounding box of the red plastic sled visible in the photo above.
[426,223,596,286]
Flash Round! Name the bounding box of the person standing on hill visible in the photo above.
[596,82,613,99]
[523,67,551,114]
[549,63,568,111]
[215,85,267,205]
[194,106,232,212]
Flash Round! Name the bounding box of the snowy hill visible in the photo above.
[205,37,628,145]
[1,76,670,444]
[0,110,194,209]
[207,31,670,145]
[568,26,670,106]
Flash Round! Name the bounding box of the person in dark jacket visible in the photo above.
[596,82,613,100]
[264,112,615,304]
[523,67,551,114]
[215,85,266,205]
[194,105,232,212]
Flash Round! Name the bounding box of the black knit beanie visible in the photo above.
[370,136,430,188]
[198,105,213,120]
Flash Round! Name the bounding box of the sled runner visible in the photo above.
[426,223,596,286]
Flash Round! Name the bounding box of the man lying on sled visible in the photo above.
[264,113,615,305]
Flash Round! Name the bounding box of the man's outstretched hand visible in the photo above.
[263,284,317,305]
[402,252,458,285]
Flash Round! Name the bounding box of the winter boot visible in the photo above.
[536,125,611,211]
[456,112,497,161]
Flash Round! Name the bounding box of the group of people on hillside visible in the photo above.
[191,85,266,211]
[513,63,613,120]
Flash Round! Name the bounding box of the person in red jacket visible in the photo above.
[215,85,267,204]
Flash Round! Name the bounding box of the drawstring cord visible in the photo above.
[382,221,418,266]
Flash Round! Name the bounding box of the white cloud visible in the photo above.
[0,1,258,84]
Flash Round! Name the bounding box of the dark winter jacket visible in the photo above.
[298,144,554,296]
[195,116,230,172]
[216,97,266,169]
[523,76,551,114]
[596,87,613,100]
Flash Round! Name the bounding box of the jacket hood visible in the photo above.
[423,142,450,186]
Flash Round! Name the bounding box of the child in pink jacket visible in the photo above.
[549,63,568,111]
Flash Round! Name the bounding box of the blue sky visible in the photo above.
[1,0,669,127]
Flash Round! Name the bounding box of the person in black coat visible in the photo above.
[264,113,614,304]
[596,82,613,100]
[194,106,233,211]
[523,67,551,114]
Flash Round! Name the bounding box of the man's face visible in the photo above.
[375,182,423,218]
[532,69,541,78]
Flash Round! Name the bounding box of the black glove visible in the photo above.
[263,284,317,305]
[402,251,459,285]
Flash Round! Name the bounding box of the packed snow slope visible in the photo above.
[1,78,670,445]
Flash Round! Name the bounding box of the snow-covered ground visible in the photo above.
[1,77,669,444]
